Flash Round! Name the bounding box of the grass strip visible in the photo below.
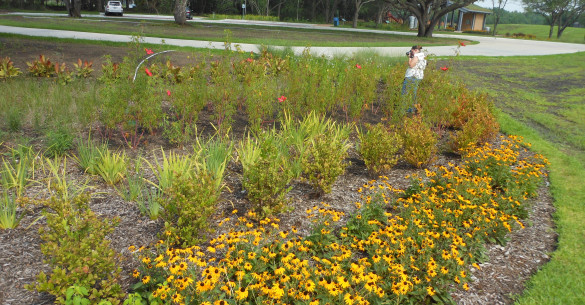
[497,111,585,304]
[0,15,458,47]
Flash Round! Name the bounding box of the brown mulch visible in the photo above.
[0,37,557,305]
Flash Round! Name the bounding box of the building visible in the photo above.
[445,4,492,32]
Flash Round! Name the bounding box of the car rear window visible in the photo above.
[109,1,121,5]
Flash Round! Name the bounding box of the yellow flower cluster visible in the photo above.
[131,136,548,304]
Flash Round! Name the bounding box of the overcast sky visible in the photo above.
[475,0,525,12]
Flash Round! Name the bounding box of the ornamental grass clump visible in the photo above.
[1,145,36,197]
[358,123,403,176]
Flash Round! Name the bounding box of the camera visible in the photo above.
[406,50,414,58]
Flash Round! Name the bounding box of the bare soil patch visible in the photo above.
[0,38,557,305]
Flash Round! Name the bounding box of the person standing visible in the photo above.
[401,45,426,113]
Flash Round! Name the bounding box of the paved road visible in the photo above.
[2,12,585,57]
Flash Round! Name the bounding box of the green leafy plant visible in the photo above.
[73,59,94,78]
[26,193,123,305]
[98,55,121,82]
[161,170,220,247]
[301,121,351,194]
[64,285,114,305]
[27,55,55,77]
[239,130,294,218]
[450,108,500,153]
[0,57,22,80]
[55,62,73,85]
[400,115,438,168]
[358,123,403,176]
[45,128,75,158]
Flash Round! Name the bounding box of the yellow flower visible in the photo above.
[142,275,150,284]
[427,286,436,296]
[235,287,249,300]
[132,269,140,278]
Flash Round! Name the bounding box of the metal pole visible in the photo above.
[296,0,299,21]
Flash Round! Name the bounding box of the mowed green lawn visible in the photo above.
[0,14,458,48]
[490,24,585,43]
[454,52,585,304]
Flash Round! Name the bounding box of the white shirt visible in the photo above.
[404,52,427,80]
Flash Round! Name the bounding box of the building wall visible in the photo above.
[461,13,474,31]
[473,14,485,31]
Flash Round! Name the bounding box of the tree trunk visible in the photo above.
[173,0,188,25]
[71,0,82,17]
[325,0,331,22]
[493,16,500,36]
[352,8,359,28]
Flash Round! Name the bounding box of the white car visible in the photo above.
[105,1,123,16]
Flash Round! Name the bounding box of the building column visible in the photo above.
[457,11,463,31]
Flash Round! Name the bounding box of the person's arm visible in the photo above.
[408,55,419,68]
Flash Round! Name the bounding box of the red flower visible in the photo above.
[440,66,448,71]
[145,48,154,55]
[458,41,466,47]
[246,58,253,63]
[166,89,171,96]
[145,68,153,77]
[278,95,287,103]
[355,64,362,69]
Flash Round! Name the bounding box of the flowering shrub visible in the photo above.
[130,136,548,305]
[358,123,403,176]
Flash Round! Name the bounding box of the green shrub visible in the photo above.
[239,131,294,218]
[449,109,500,153]
[400,115,438,168]
[26,193,123,305]
[301,121,351,194]
[161,171,220,247]
[358,123,403,176]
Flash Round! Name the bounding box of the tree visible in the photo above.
[556,0,585,38]
[385,0,479,37]
[522,0,567,38]
[64,0,82,17]
[353,0,376,28]
[491,0,510,35]
[174,0,188,24]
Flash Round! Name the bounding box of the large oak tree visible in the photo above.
[385,0,480,37]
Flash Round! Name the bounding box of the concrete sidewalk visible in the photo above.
[1,14,585,57]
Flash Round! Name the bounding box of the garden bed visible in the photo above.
[0,37,557,305]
